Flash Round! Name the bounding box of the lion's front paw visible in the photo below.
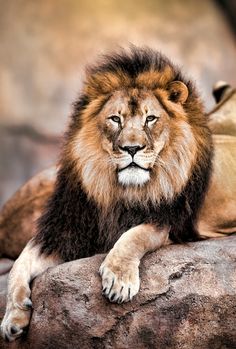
[99,253,140,304]
[1,286,32,342]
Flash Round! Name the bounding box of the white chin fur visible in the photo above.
[118,167,150,186]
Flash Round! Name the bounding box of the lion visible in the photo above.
[1,47,215,341]
[1,83,235,260]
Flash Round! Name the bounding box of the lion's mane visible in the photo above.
[34,47,213,261]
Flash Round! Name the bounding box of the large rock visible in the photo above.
[0,237,235,349]
[0,259,14,349]
[0,126,60,208]
[209,85,236,136]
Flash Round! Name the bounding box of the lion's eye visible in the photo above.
[146,115,157,123]
[109,115,121,123]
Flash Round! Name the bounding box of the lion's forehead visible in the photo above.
[102,89,163,117]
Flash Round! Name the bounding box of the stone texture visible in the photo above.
[209,86,236,136]
[0,126,60,208]
[0,237,235,349]
[0,260,14,349]
[0,260,14,277]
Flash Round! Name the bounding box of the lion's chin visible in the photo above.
[118,167,150,186]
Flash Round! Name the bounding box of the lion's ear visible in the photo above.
[167,81,189,104]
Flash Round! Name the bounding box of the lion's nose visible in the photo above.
[119,145,146,157]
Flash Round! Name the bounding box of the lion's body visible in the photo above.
[198,134,236,237]
[1,47,235,341]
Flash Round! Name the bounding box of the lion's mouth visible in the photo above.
[118,162,150,172]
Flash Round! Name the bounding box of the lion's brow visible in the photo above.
[128,95,139,116]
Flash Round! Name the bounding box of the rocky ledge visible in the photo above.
[0,237,236,349]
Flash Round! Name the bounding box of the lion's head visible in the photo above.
[65,47,211,209]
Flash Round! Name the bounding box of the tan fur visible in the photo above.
[86,70,131,98]
[1,240,61,341]
[168,81,189,104]
[197,135,236,237]
[135,65,174,89]
[69,118,116,209]
[100,224,170,302]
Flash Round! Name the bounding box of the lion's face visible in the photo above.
[98,89,169,186]
[71,83,198,207]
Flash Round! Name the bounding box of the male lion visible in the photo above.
[1,47,213,341]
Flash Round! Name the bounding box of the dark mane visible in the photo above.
[90,47,169,77]
[72,47,197,124]
[88,46,188,87]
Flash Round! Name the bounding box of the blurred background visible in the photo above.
[0,0,236,208]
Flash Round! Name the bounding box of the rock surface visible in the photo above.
[209,87,236,137]
[0,259,14,349]
[0,237,235,349]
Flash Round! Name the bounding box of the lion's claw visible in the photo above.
[1,287,32,342]
[99,258,140,303]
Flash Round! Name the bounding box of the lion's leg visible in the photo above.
[99,224,170,303]
[1,239,61,341]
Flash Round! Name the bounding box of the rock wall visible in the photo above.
[0,237,235,348]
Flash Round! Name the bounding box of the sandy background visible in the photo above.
[0,0,236,207]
